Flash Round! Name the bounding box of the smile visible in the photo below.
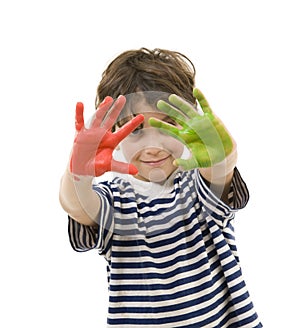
[141,155,171,167]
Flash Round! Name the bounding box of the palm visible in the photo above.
[149,88,234,169]
[71,96,144,176]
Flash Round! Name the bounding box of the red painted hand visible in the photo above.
[70,96,144,176]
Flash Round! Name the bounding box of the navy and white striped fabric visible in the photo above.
[69,168,262,327]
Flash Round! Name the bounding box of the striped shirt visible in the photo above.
[69,168,262,327]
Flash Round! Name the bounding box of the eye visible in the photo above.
[165,118,177,126]
[130,124,143,135]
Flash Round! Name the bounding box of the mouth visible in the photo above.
[140,155,171,167]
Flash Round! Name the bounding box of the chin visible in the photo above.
[139,167,176,183]
[148,168,168,182]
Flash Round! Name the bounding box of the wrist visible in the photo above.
[200,146,237,185]
[66,165,94,184]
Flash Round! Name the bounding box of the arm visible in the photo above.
[149,88,237,203]
[199,147,237,204]
[194,167,249,230]
[200,168,234,205]
[193,88,237,204]
[59,96,144,226]
[59,168,100,226]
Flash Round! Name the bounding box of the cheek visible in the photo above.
[163,137,184,159]
[120,127,185,162]
[120,139,139,163]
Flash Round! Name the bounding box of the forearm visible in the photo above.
[200,168,234,204]
[199,148,237,204]
[59,168,100,226]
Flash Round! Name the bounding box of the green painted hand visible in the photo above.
[149,88,234,170]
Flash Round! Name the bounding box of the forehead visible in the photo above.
[119,91,170,117]
[126,98,158,114]
[116,103,169,128]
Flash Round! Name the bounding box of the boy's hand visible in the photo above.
[149,88,235,170]
[70,96,144,177]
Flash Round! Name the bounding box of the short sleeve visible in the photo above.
[68,182,114,256]
[228,167,250,209]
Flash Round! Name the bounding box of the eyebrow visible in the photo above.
[114,113,177,133]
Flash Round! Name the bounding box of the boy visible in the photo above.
[59,48,262,327]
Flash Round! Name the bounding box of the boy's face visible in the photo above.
[118,99,184,182]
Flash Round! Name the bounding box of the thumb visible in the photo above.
[174,157,199,170]
[111,160,138,175]
[75,102,85,132]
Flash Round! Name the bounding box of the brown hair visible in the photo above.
[95,48,196,108]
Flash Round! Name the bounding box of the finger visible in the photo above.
[193,88,212,114]
[148,117,181,136]
[174,157,199,170]
[114,114,144,141]
[148,118,187,145]
[75,102,85,132]
[91,96,114,128]
[168,94,199,119]
[102,95,127,130]
[111,159,138,175]
[156,100,189,127]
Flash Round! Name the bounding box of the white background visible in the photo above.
[1,0,299,327]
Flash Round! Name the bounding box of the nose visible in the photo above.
[138,128,166,149]
[144,147,165,155]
